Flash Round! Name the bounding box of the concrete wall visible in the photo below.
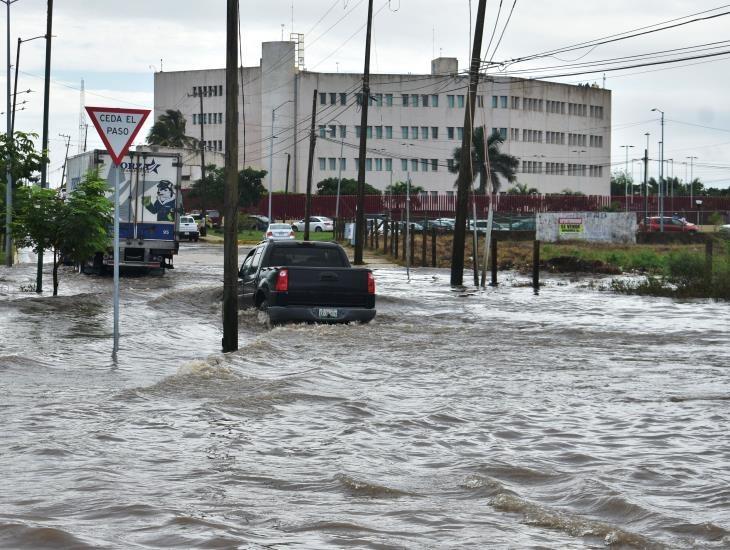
[536,211,637,244]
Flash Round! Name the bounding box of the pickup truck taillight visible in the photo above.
[367,272,375,294]
[275,269,289,292]
[266,231,273,238]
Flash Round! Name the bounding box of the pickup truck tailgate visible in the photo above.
[281,267,373,308]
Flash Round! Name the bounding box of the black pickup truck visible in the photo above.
[238,240,376,324]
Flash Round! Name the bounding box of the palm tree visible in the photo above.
[449,127,519,193]
[146,109,196,148]
[507,182,539,195]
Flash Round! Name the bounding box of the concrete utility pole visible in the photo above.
[221,0,239,353]
[620,144,634,211]
[451,0,487,287]
[268,100,292,221]
[58,133,70,189]
[652,108,664,231]
[643,133,649,223]
[354,0,374,265]
[303,89,317,241]
[687,155,697,207]
[35,0,53,290]
[197,89,207,235]
[3,0,18,267]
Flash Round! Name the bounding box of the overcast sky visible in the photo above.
[6,0,730,188]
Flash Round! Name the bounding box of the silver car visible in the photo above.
[264,223,296,241]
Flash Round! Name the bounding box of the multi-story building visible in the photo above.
[154,41,611,196]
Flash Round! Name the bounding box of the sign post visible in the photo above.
[85,106,150,355]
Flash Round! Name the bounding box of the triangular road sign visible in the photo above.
[85,106,151,165]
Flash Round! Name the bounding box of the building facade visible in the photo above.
[154,41,611,196]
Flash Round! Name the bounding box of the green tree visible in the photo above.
[146,109,196,148]
[188,166,267,208]
[449,128,519,193]
[507,182,539,195]
[316,177,380,195]
[610,171,634,195]
[561,189,585,196]
[385,180,425,195]
[14,172,112,295]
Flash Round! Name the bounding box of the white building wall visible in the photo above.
[154,41,611,196]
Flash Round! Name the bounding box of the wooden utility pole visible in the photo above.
[354,0,374,265]
[222,0,239,352]
[450,0,487,287]
[304,89,317,241]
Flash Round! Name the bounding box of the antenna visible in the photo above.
[77,79,86,154]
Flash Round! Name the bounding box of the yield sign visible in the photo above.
[85,106,151,165]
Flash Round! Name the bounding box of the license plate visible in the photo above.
[318,308,338,318]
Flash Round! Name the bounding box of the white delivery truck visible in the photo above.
[66,149,182,270]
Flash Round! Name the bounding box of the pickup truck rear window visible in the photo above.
[267,247,348,268]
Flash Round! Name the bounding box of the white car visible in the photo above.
[719,224,730,237]
[178,215,200,241]
[264,223,296,241]
[291,216,334,233]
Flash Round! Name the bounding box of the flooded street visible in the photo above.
[1,243,729,549]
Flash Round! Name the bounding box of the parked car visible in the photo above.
[719,224,730,237]
[468,219,505,233]
[244,214,270,231]
[206,209,221,229]
[177,215,200,241]
[423,219,455,232]
[291,216,334,232]
[264,223,296,241]
[639,216,698,233]
[187,211,212,232]
[238,240,376,324]
[396,220,424,232]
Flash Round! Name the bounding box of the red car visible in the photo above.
[639,216,698,233]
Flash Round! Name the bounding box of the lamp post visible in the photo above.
[651,108,665,231]
[327,120,345,222]
[643,132,650,222]
[686,155,697,213]
[268,100,292,221]
[11,34,44,134]
[400,143,414,281]
[620,145,634,210]
[694,198,703,226]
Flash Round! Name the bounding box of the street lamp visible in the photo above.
[651,108,665,231]
[695,198,703,226]
[400,143,415,281]
[686,155,698,212]
[326,119,346,223]
[620,145,634,210]
[268,100,293,221]
[11,35,45,134]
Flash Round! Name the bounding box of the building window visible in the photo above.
[447,127,455,139]
[375,93,383,106]
[385,126,393,139]
[448,95,455,108]
[476,95,484,108]
[375,158,383,171]
[385,158,392,171]
[365,158,372,171]
[499,128,507,140]
[328,92,336,105]
[447,159,454,171]
[357,93,364,105]
[421,126,429,139]
[367,126,373,139]
[356,126,362,138]
[318,157,326,170]
[431,159,438,171]
[401,126,409,139]
[329,158,336,170]
[457,95,465,108]
[420,94,428,107]
[492,95,498,108]
[511,96,520,109]
[457,127,464,140]
[411,159,419,172]
[385,93,393,106]
[500,96,508,108]
[411,95,419,107]
[218,140,222,150]
[339,125,347,138]
[319,125,326,138]
[431,127,438,139]
[431,94,439,107]
[411,126,419,139]
[340,92,347,105]
[319,92,327,105]
[340,158,346,170]
[329,125,336,138]
[421,159,429,172]
[402,94,409,106]
[192,113,197,125]
[375,126,383,139]
[401,159,408,171]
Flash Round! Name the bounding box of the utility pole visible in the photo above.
[335,130,344,221]
[687,155,697,208]
[304,89,317,240]
[643,133,649,223]
[197,88,207,235]
[221,0,239,353]
[354,0,374,265]
[58,133,70,189]
[451,0,487,287]
[3,0,18,267]
[620,144,634,211]
[284,152,291,196]
[651,108,664,231]
[36,0,53,291]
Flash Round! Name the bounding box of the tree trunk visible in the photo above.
[53,248,59,296]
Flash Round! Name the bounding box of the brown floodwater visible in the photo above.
[1,243,728,549]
